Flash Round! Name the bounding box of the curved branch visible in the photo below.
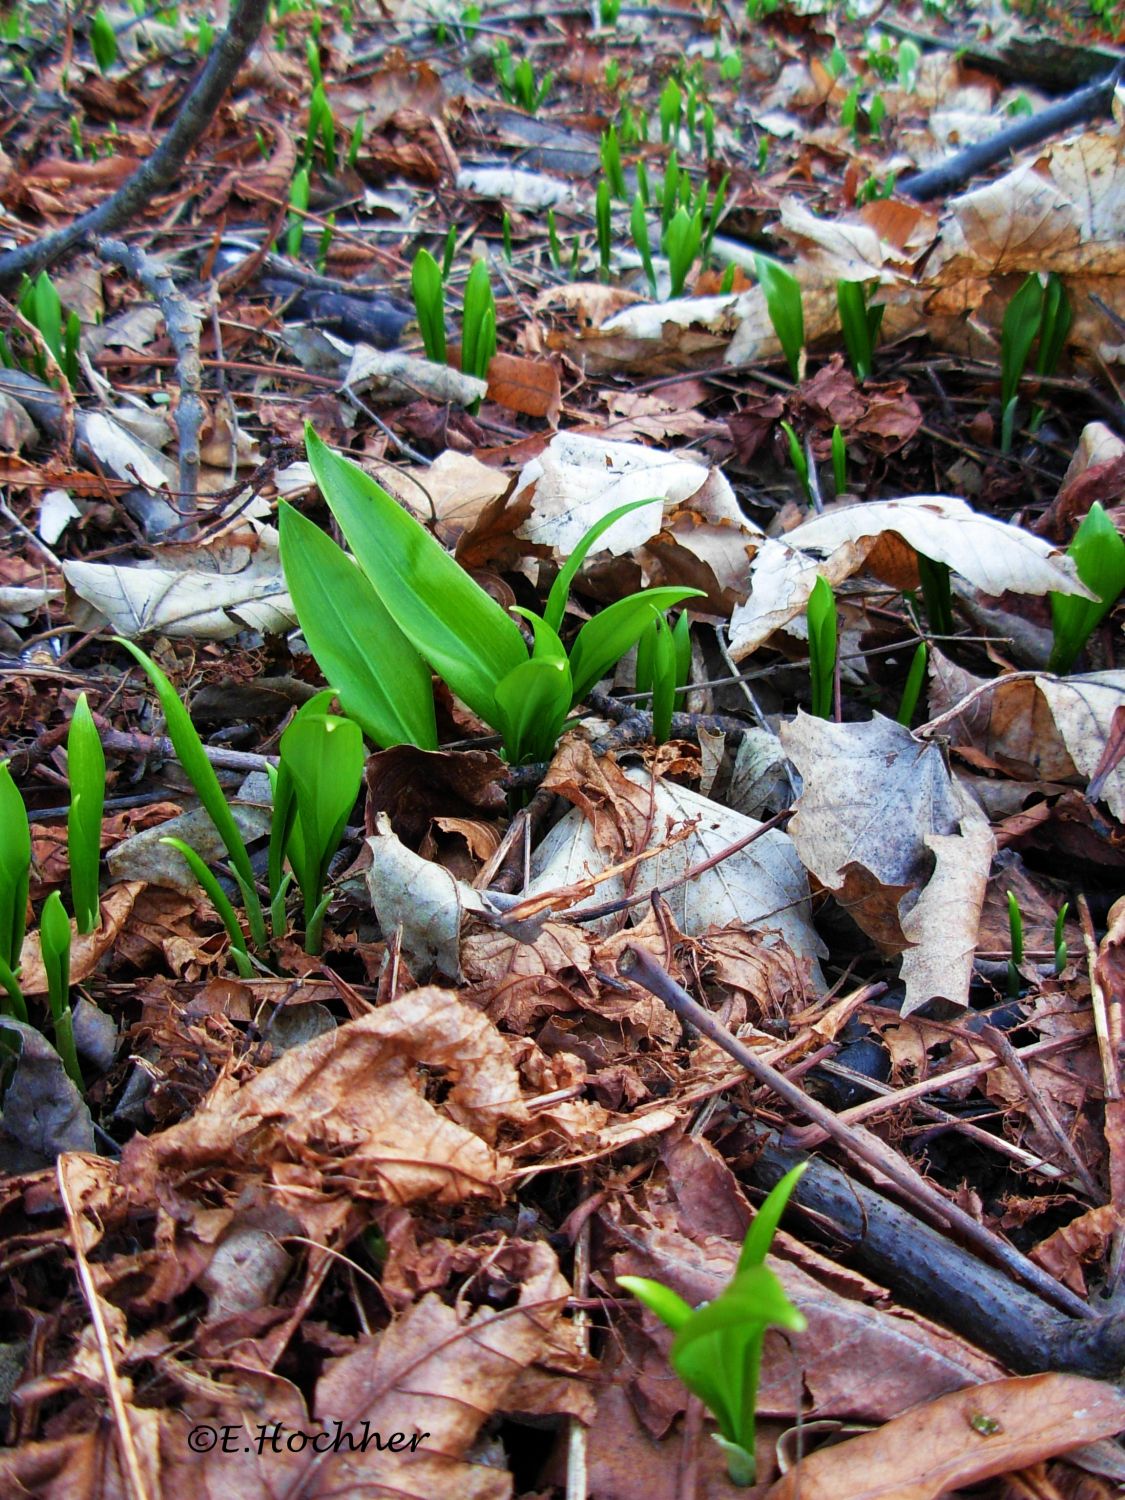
[0,0,270,289]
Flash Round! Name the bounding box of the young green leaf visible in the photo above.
[568,586,704,703]
[806,575,837,720]
[305,427,527,726]
[115,639,266,946]
[1000,272,1044,453]
[493,657,573,765]
[737,1163,807,1272]
[897,641,928,727]
[67,693,105,935]
[649,610,677,743]
[278,502,438,751]
[161,838,254,978]
[631,195,658,297]
[280,711,364,948]
[663,206,702,298]
[0,760,31,976]
[40,890,81,1086]
[1048,501,1125,673]
[461,259,497,384]
[411,248,446,363]
[544,497,663,634]
[671,609,691,709]
[616,1276,695,1331]
[755,254,804,380]
[831,424,847,496]
[90,8,117,73]
[267,688,335,916]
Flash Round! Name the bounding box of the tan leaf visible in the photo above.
[764,1373,1125,1499]
[1036,672,1125,822]
[17,882,143,995]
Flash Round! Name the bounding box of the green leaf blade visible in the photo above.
[568,587,704,704]
[67,693,105,935]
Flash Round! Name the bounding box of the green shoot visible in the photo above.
[720,263,736,293]
[90,8,117,73]
[1000,274,1044,454]
[831,424,846,496]
[636,158,650,207]
[40,891,81,1086]
[412,248,446,362]
[0,762,29,1020]
[917,554,953,637]
[1007,890,1024,999]
[897,642,927,727]
[286,167,309,259]
[596,180,612,281]
[600,0,621,24]
[663,206,702,299]
[547,208,562,271]
[631,195,658,296]
[7,271,81,386]
[442,225,458,280]
[780,420,811,505]
[807,576,836,720]
[1048,502,1125,673]
[161,838,254,979]
[836,280,884,382]
[316,214,335,274]
[67,694,104,936]
[302,430,701,765]
[347,112,365,170]
[306,82,337,173]
[659,78,682,143]
[701,173,729,262]
[754,255,804,380]
[601,125,627,200]
[195,14,214,54]
[502,211,513,263]
[275,709,364,953]
[619,1164,807,1487]
[494,45,553,113]
[1054,903,1069,975]
[636,610,691,743]
[898,38,921,91]
[115,640,267,947]
[461,259,497,393]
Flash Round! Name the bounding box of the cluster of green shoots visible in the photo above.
[807,574,927,727]
[119,644,364,960]
[0,697,104,1086]
[999,272,1071,453]
[279,427,702,768]
[0,270,81,387]
[411,244,497,403]
[284,38,364,266]
[1007,893,1069,997]
[493,42,553,114]
[635,611,692,741]
[620,1164,807,1488]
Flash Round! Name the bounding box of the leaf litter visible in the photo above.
[1,0,1124,1496]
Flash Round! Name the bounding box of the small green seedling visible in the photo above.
[831,424,847,496]
[271,705,364,953]
[807,576,837,720]
[40,891,81,1086]
[494,44,553,113]
[347,112,365,170]
[461,258,497,393]
[305,82,338,173]
[502,211,513,263]
[780,420,812,505]
[194,14,215,54]
[316,214,336,274]
[898,38,921,91]
[596,179,612,281]
[286,167,309,259]
[601,125,627,200]
[916,554,953,637]
[67,694,104,936]
[116,640,268,948]
[659,77,683,143]
[442,225,458,280]
[1007,890,1024,999]
[285,429,703,766]
[0,761,30,1019]
[412,247,446,363]
[663,206,702,298]
[547,208,562,271]
[897,641,927,727]
[631,195,658,296]
[599,0,621,24]
[636,611,691,742]
[90,8,117,73]
[619,1163,808,1487]
[1000,272,1071,453]
[837,279,884,382]
[1048,502,1125,673]
[1053,903,1069,975]
[754,255,804,380]
[1,271,81,387]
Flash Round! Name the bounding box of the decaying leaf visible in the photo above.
[764,1373,1125,1500]
[781,713,993,1012]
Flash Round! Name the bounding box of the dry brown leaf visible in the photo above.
[780,713,993,1012]
[1036,673,1125,822]
[764,1373,1125,1499]
[486,351,562,423]
[119,987,525,1230]
[17,882,143,994]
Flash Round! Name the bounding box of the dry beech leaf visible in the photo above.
[486,351,562,423]
[526,768,825,978]
[119,987,526,1225]
[781,713,994,1013]
[1036,672,1125,822]
[65,527,292,639]
[764,1373,1125,1500]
